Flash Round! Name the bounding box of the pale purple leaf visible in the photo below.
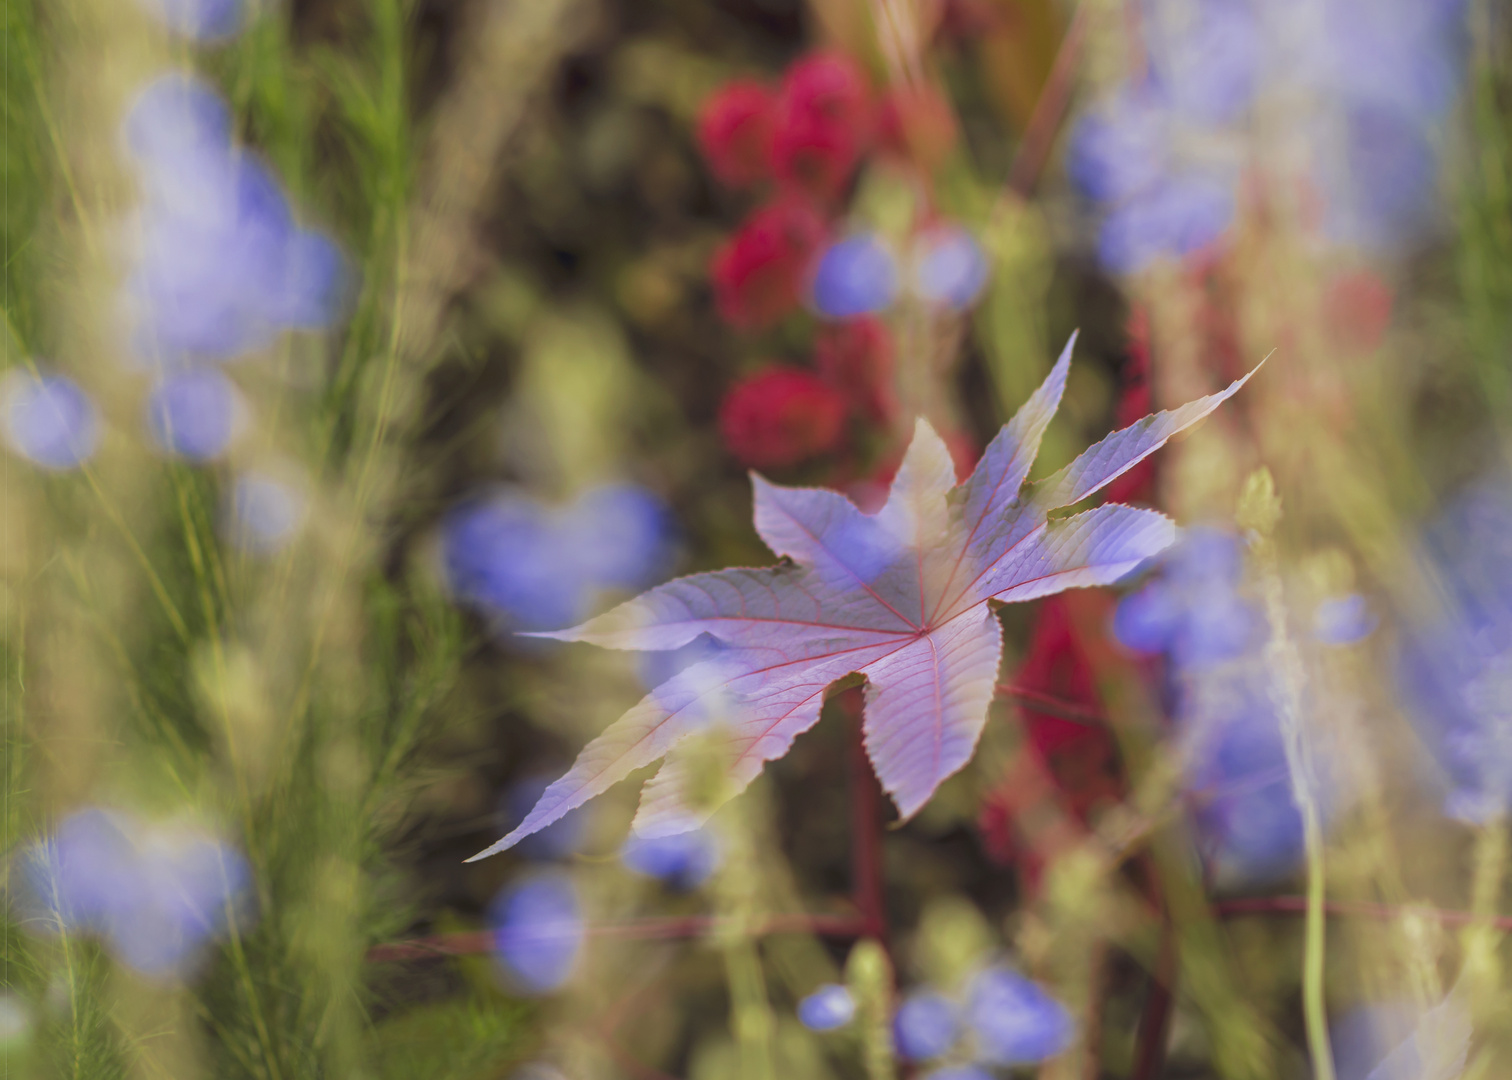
[1035,361,1264,511]
[470,333,1255,859]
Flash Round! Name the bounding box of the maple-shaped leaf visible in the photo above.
[468,334,1259,861]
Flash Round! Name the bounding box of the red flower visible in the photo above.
[876,84,958,171]
[711,197,828,329]
[697,80,777,189]
[719,367,849,470]
[815,317,897,425]
[770,52,874,201]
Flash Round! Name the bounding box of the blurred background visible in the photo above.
[4,0,1512,1077]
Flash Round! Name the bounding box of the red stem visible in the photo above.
[365,913,871,963]
[1005,2,1089,197]
[996,681,1108,726]
[1130,907,1177,1080]
[846,689,889,940]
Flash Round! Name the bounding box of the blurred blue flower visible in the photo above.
[797,984,856,1031]
[1398,479,1512,822]
[619,827,721,890]
[499,775,590,861]
[1113,527,1258,668]
[120,75,344,366]
[443,484,677,634]
[1066,91,1171,206]
[909,226,988,311]
[966,967,1074,1066]
[1332,995,1470,1080]
[226,471,306,554]
[490,873,584,995]
[1142,0,1261,124]
[1113,526,1325,884]
[1096,172,1235,276]
[1,370,99,470]
[145,368,241,461]
[564,484,678,591]
[18,808,252,979]
[810,235,898,319]
[1314,594,1377,646]
[893,990,959,1061]
[136,0,244,40]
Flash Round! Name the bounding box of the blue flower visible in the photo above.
[966,967,1074,1066]
[1313,594,1377,646]
[144,369,241,461]
[18,809,252,979]
[135,0,244,40]
[1398,479,1512,822]
[810,235,898,319]
[893,990,959,1061]
[1,370,99,470]
[489,873,584,995]
[442,484,678,634]
[226,471,306,554]
[1112,527,1258,668]
[120,75,344,366]
[1142,0,1261,125]
[1096,172,1235,276]
[909,227,988,311]
[797,984,856,1031]
[619,828,721,890]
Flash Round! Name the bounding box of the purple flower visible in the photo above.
[1398,478,1512,822]
[120,75,344,366]
[909,226,988,311]
[489,873,584,995]
[619,828,721,890]
[1112,527,1258,668]
[1097,172,1235,276]
[17,809,252,979]
[810,235,899,319]
[893,990,959,1061]
[144,368,242,460]
[1142,0,1261,124]
[966,967,1074,1066]
[1313,594,1377,646]
[1,370,99,470]
[922,1069,993,1080]
[797,984,856,1031]
[442,484,677,634]
[226,470,306,554]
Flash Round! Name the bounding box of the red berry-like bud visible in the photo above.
[711,197,828,329]
[815,317,897,425]
[719,367,849,470]
[697,79,777,189]
[876,84,958,171]
[770,51,874,201]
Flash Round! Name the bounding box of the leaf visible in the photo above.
[467,334,1259,860]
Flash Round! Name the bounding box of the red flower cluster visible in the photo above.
[719,368,848,471]
[698,52,875,203]
[699,53,965,475]
[720,317,899,471]
[711,197,828,329]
